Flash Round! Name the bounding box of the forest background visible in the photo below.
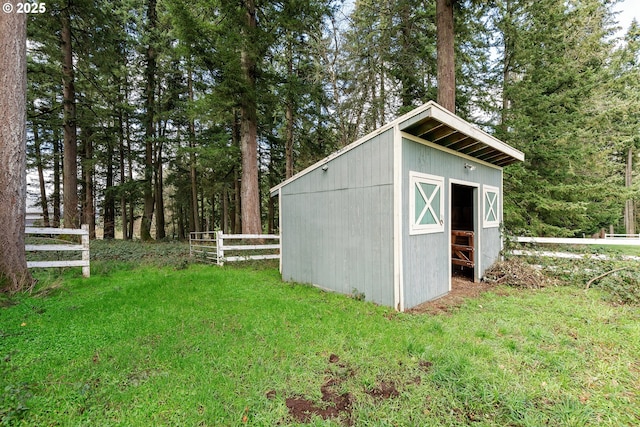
[24,0,640,240]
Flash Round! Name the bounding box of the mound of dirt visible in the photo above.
[284,355,355,425]
[365,381,399,399]
[285,386,353,425]
[281,354,416,425]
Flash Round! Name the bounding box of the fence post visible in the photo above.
[217,230,224,266]
[81,224,90,278]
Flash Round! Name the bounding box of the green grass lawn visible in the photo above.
[1,260,639,426]
[592,244,640,257]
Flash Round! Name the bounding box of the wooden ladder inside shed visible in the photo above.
[451,230,474,268]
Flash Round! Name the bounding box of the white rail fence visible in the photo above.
[511,236,640,261]
[190,231,280,266]
[25,224,90,277]
[605,233,640,239]
[189,231,219,263]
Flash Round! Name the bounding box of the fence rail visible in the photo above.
[605,233,640,239]
[511,236,640,261]
[189,231,219,263]
[514,236,640,246]
[25,224,90,277]
[189,231,280,266]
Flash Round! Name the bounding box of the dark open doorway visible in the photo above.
[451,184,475,280]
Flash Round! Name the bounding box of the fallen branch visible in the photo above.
[585,267,630,290]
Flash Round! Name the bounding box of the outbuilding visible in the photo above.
[270,101,524,311]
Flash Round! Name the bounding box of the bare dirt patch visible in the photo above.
[408,275,497,315]
[284,355,355,425]
[285,378,354,425]
[285,382,353,425]
[283,354,416,425]
[409,259,553,315]
[418,360,433,372]
[365,381,399,400]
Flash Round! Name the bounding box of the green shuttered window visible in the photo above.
[410,171,445,235]
[483,185,500,228]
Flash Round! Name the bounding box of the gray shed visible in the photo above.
[270,101,524,311]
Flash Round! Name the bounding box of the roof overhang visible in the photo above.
[399,102,524,167]
[270,101,524,195]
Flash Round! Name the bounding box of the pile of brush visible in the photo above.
[483,258,554,289]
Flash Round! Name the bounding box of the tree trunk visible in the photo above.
[239,0,262,234]
[399,2,413,110]
[210,192,215,231]
[268,142,278,234]
[0,9,34,292]
[32,118,51,227]
[501,52,511,127]
[189,145,199,232]
[234,168,241,234]
[103,125,115,239]
[625,146,635,235]
[141,0,157,241]
[500,0,514,129]
[379,49,386,124]
[188,66,200,232]
[154,78,165,240]
[52,127,61,228]
[267,193,275,234]
[436,0,456,112]
[154,139,165,239]
[231,113,241,234]
[285,100,294,179]
[285,34,295,179]
[369,58,377,129]
[126,107,134,240]
[61,4,79,228]
[118,102,127,239]
[222,186,229,233]
[199,184,205,232]
[82,128,95,239]
[177,204,185,240]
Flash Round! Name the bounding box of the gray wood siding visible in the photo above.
[401,137,503,309]
[280,130,395,306]
[480,227,501,278]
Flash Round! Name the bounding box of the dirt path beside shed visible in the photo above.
[408,275,500,315]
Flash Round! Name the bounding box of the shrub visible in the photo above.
[595,270,640,306]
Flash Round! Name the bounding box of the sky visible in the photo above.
[615,0,640,36]
[340,1,639,37]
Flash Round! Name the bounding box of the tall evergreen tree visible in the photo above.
[593,21,640,234]
[141,0,158,240]
[436,0,456,112]
[167,0,336,232]
[500,0,620,236]
[237,0,261,234]
[342,0,492,130]
[0,3,34,292]
[60,0,79,228]
[264,0,335,178]
[26,59,61,228]
[342,0,437,131]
